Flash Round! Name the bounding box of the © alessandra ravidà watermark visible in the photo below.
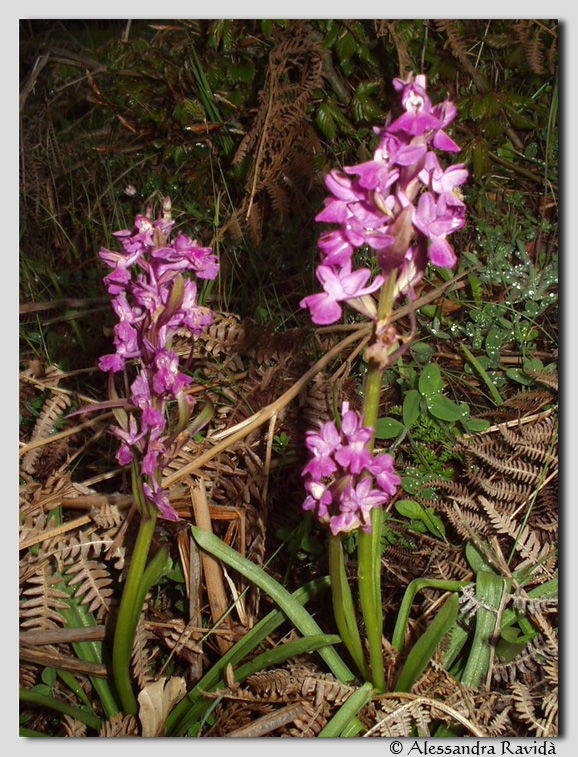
[394,740,559,755]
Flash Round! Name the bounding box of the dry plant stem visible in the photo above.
[223,702,308,737]
[19,410,115,457]
[162,327,371,487]
[190,480,233,654]
[21,627,107,645]
[20,645,109,678]
[19,514,91,551]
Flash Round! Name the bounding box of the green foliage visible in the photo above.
[376,362,490,450]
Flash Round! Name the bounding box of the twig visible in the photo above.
[223,702,308,737]
[20,627,107,645]
[19,411,114,457]
[20,645,109,678]
[163,273,468,488]
[19,53,51,111]
[19,515,92,551]
[163,328,370,487]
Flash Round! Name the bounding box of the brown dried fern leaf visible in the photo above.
[99,713,139,737]
[132,609,159,689]
[63,556,114,620]
[477,496,555,577]
[493,634,557,685]
[370,698,434,737]
[526,34,546,75]
[511,681,557,736]
[63,714,87,737]
[226,24,324,243]
[20,566,70,631]
[146,619,203,665]
[375,20,413,77]
[21,391,71,475]
[526,368,558,391]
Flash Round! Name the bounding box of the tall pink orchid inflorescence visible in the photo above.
[299,74,468,692]
[98,197,219,521]
[300,73,468,328]
[300,73,467,537]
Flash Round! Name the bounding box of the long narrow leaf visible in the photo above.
[190,526,354,683]
[394,593,459,692]
[166,575,333,736]
[391,579,467,652]
[232,634,341,684]
[318,682,374,737]
[460,571,505,688]
[54,572,120,719]
[20,689,102,731]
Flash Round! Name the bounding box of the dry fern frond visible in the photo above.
[99,713,139,737]
[225,24,325,244]
[63,714,87,737]
[525,34,546,75]
[510,681,557,736]
[132,610,159,689]
[374,20,414,77]
[493,634,557,685]
[63,557,114,620]
[526,368,558,391]
[370,697,434,737]
[477,495,555,577]
[146,619,203,665]
[89,503,124,530]
[20,567,70,630]
[21,391,71,475]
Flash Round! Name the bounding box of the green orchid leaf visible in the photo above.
[394,593,460,692]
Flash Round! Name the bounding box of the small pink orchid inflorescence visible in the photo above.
[98,198,218,521]
[299,73,468,327]
[302,402,400,535]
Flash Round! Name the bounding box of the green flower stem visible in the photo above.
[112,462,158,715]
[357,527,385,692]
[356,270,398,693]
[328,533,371,682]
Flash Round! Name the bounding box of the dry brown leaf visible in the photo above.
[137,676,187,737]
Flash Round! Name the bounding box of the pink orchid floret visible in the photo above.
[330,478,389,534]
[300,261,384,325]
[302,420,342,478]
